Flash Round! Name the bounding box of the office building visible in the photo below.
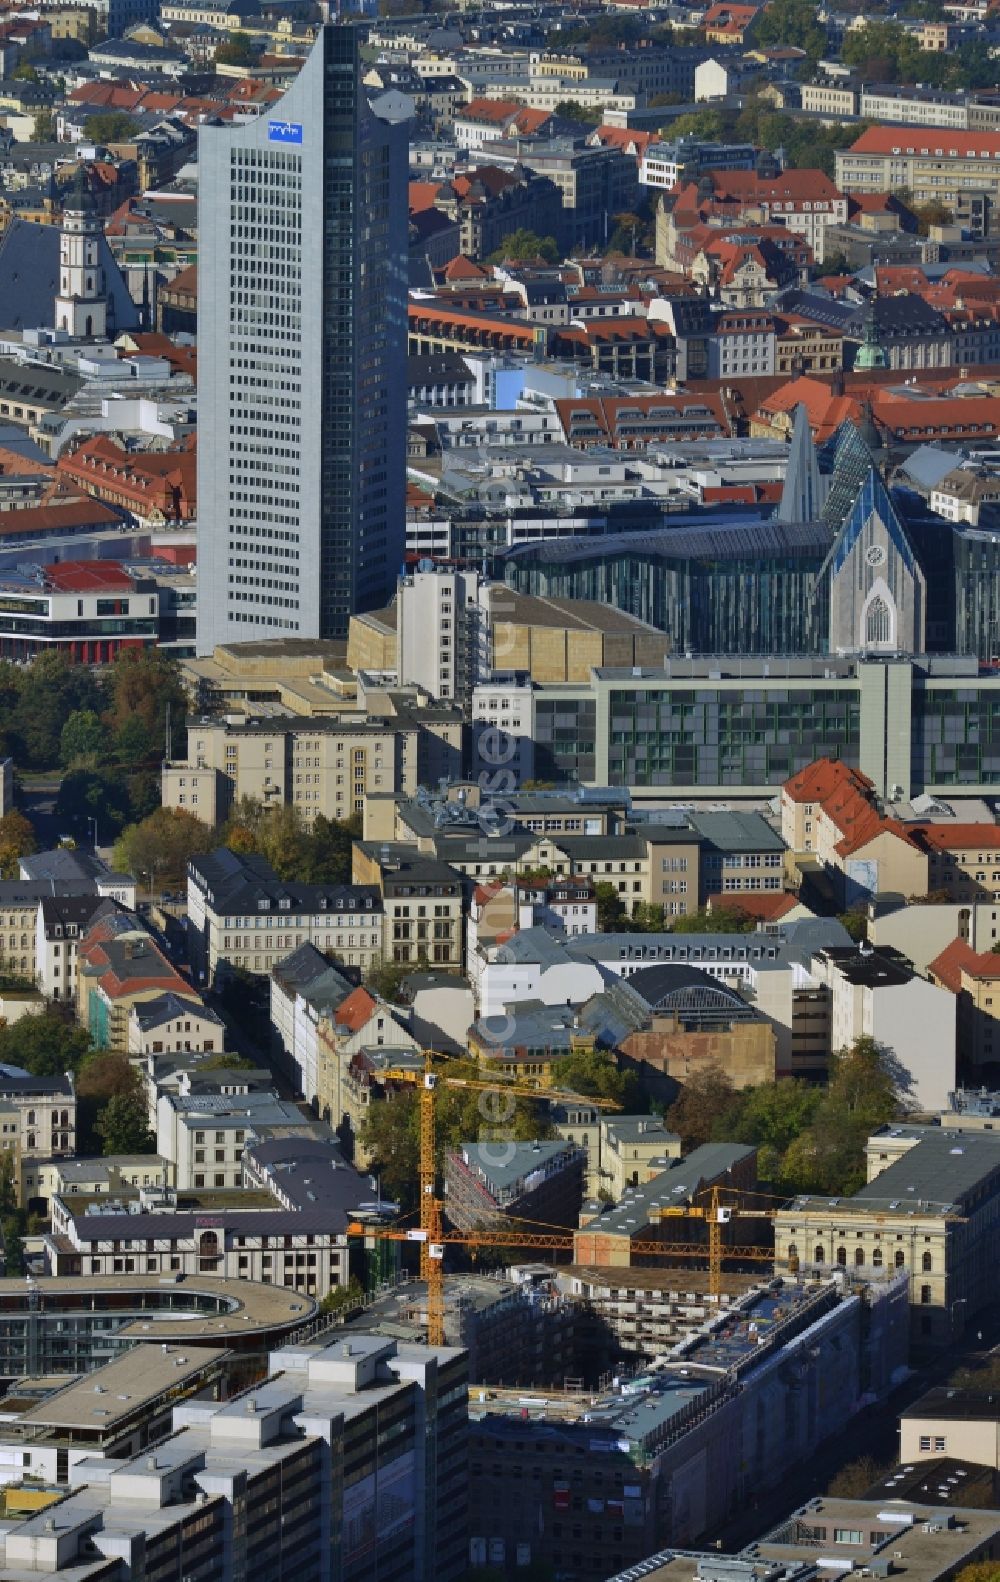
[752,1496,1000,1578]
[196,23,407,652]
[0,1332,468,1582]
[836,127,1000,235]
[44,1134,375,1301]
[0,1273,321,1377]
[0,1344,231,1486]
[468,1275,907,1573]
[486,652,1000,804]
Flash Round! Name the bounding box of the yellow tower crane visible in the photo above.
[347,1053,782,1346]
[356,1051,621,1345]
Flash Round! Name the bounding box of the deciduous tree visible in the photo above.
[0,809,36,878]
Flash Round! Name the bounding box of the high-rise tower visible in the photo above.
[196,24,407,654]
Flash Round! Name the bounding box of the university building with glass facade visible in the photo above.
[523,654,1000,802]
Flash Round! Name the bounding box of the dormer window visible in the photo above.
[279,898,290,910]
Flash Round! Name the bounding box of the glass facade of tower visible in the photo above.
[196,25,406,654]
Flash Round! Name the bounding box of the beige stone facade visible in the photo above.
[775,1130,1000,1343]
[163,707,463,827]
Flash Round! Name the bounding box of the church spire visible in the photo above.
[776,402,827,523]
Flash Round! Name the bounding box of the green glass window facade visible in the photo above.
[607,688,861,788]
[913,687,1000,786]
[534,698,596,783]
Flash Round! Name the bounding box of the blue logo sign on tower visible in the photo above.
[268,120,303,145]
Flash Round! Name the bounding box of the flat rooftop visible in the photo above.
[754,1496,1000,1582]
[0,1275,316,1341]
[901,1385,1000,1422]
[13,1344,230,1434]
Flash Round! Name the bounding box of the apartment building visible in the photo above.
[75,914,204,1053]
[774,1128,1000,1342]
[811,943,957,1110]
[800,80,859,117]
[187,849,383,986]
[162,706,464,826]
[929,938,1000,1066]
[0,1070,75,1206]
[127,993,226,1059]
[35,894,117,1003]
[0,878,104,985]
[858,85,972,129]
[352,845,464,970]
[395,563,487,702]
[836,127,1000,234]
[270,942,356,1102]
[27,1153,172,1215]
[445,1139,586,1233]
[551,1105,682,1198]
[155,1090,322,1190]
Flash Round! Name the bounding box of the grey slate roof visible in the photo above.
[687,810,785,853]
[454,1139,580,1196]
[272,941,354,1010]
[23,849,130,887]
[190,848,381,917]
[132,991,224,1032]
[0,219,139,334]
[582,1143,757,1237]
[792,1129,1000,1216]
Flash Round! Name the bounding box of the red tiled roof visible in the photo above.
[0,498,120,537]
[912,823,1000,852]
[848,127,1000,158]
[441,254,488,281]
[706,891,800,921]
[590,124,661,156]
[409,180,444,213]
[783,758,920,858]
[928,936,1000,993]
[334,986,378,1033]
[459,97,523,123]
[510,106,550,134]
[705,169,844,206]
[784,758,875,805]
[755,376,863,441]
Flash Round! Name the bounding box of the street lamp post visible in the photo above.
[951,1296,968,1337]
[89,817,98,851]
